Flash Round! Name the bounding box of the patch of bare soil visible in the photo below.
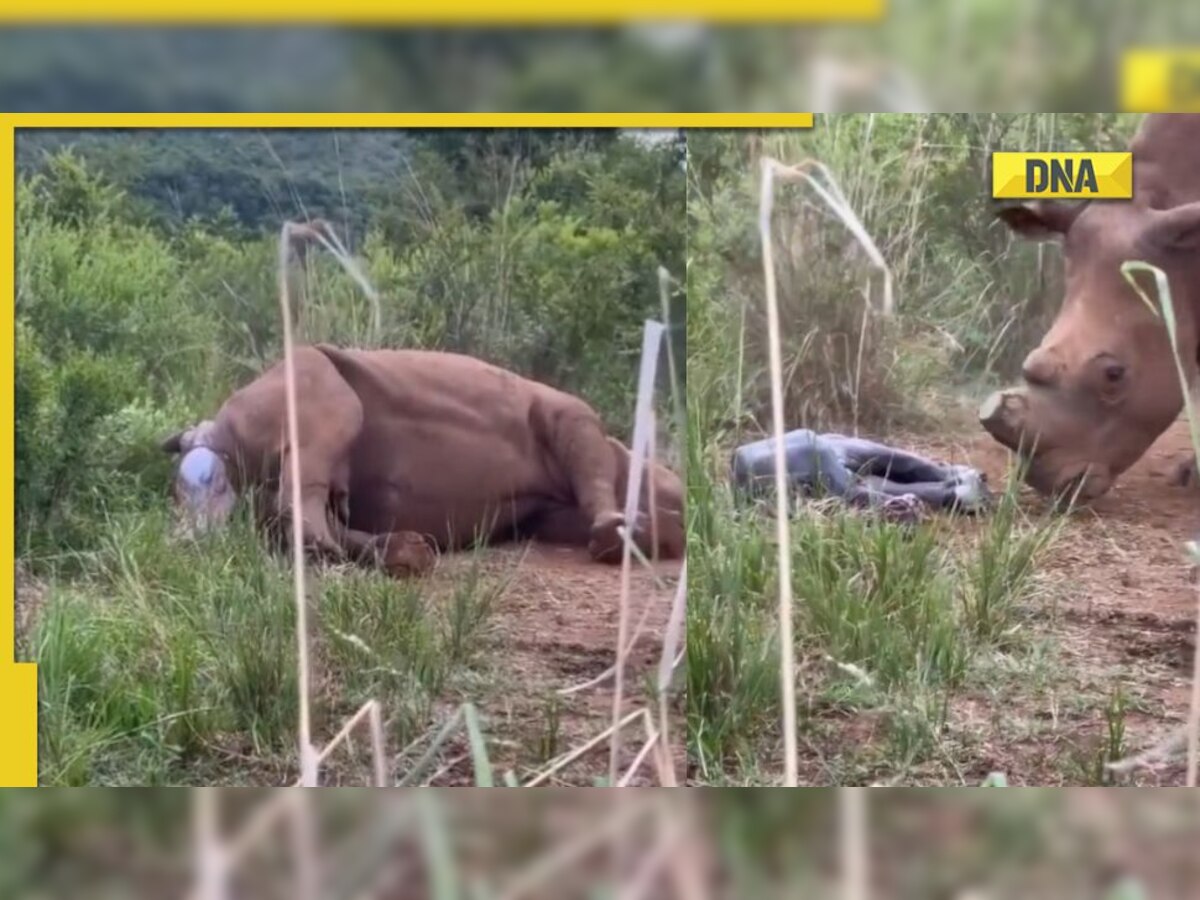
[902,417,1198,785]
[428,542,685,786]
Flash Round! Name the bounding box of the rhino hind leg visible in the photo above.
[538,402,626,560]
[528,504,656,564]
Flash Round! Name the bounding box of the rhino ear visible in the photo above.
[1145,200,1200,252]
[996,200,1082,241]
[160,431,185,454]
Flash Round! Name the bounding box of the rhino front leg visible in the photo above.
[540,401,627,562]
[335,524,436,578]
[527,503,657,563]
[276,448,351,562]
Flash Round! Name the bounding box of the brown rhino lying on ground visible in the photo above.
[160,344,685,576]
[980,113,1200,501]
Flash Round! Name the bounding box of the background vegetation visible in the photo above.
[684,114,1184,786]
[8,6,1200,114]
[15,128,685,784]
[2,789,1196,897]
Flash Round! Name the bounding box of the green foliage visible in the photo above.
[687,114,1140,434]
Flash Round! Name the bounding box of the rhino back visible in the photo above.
[213,345,362,489]
[312,344,572,537]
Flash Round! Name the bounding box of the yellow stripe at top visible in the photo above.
[0,0,884,24]
[8,113,814,129]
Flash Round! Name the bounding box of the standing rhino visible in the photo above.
[161,343,685,576]
[980,113,1200,500]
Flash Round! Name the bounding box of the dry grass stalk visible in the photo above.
[609,320,667,787]
[758,154,896,786]
[840,788,869,900]
[525,708,645,787]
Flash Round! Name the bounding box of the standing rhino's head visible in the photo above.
[980,197,1200,501]
[160,420,237,535]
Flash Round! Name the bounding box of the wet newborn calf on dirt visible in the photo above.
[730,428,991,523]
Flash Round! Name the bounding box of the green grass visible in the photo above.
[31,505,509,786]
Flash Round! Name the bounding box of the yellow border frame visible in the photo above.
[1,110,811,787]
[0,118,32,786]
[8,113,812,128]
[0,1,883,23]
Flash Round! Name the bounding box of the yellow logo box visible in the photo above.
[991,152,1133,200]
[1120,49,1200,112]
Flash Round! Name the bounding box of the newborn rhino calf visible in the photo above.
[730,428,991,522]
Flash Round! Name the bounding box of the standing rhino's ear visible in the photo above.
[996,200,1083,241]
[161,431,185,454]
[1144,200,1200,252]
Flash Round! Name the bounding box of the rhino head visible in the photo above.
[980,197,1200,501]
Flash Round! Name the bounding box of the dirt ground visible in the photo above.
[429,542,686,786]
[897,416,1198,785]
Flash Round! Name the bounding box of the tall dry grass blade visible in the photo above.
[840,788,869,900]
[610,320,666,787]
[657,558,687,787]
[192,788,227,900]
[306,222,383,342]
[1120,259,1200,788]
[1192,582,1200,788]
[756,153,897,784]
[290,788,320,900]
[617,710,660,786]
[309,699,388,786]
[280,221,390,789]
[277,222,317,787]
[493,797,656,900]
[759,158,799,787]
[368,701,387,787]
[525,709,644,787]
[762,156,894,316]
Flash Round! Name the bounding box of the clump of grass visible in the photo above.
[1066,685,1129,787]
[795,513,966,690]
[961,457,1064,645]
[686,414,782,777]
[34,504,506,786]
